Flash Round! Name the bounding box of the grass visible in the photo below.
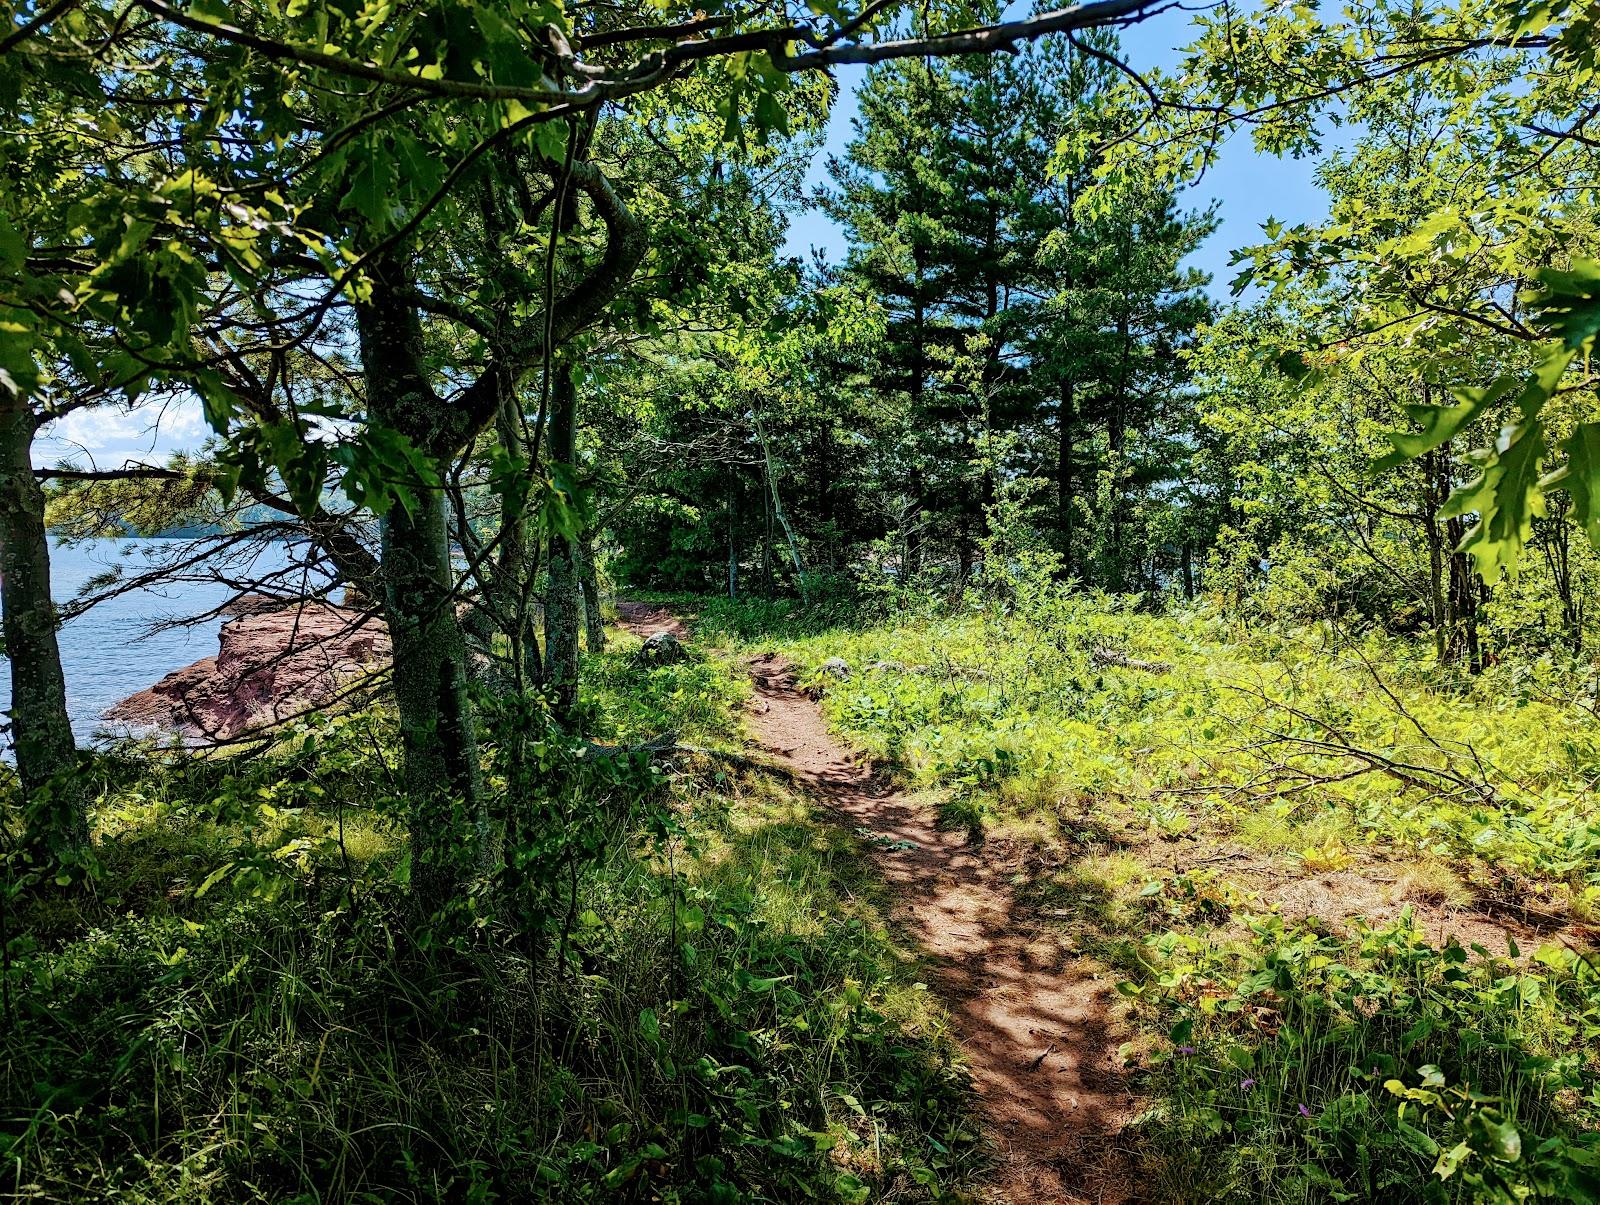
[9,587,1599,1201]
[692,586,1600,1202]
[0,630,981,1203]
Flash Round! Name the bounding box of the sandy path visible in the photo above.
[616,603,1143,1202]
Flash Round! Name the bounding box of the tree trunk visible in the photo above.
[1445,513,1483,673]
[356,266,489,908]
[0,392,85,856]
[577,532,605,654]
[380,493,491,904]
[726,482,739,600]
[1106,404,1126,592]
[906,463,925,578]
[1423,449,1448,663]
[906,287,927,577]
[1539,504,1581,654]
[1058,375,1075,580]
[544,363,580,717]
[762,471,775,598]
[1106,309,1131,593]
[462,373,545,690]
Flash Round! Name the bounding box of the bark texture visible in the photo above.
[0,391,85,854]
[357,261,491,907]
[544,364,580,717]
[578,533,605,653]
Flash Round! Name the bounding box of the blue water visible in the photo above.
[0,538,292,746]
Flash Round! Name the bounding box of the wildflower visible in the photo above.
[1298,1104,1312,1118]
[1239,1078,1256,1091]
[1176,1046,1195,1056]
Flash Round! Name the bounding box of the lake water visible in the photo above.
[0,538,292,746]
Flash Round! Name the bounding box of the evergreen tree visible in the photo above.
[824,33,1211,588]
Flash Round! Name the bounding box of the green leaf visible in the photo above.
[1443,416,1549,581]
[341,150,395,229]
[1434,1140,1472,1180]
[193,367,242,432]
[0,212,24,272]
[1374,346,1573,474]
[834,1172,871,1204]
[1474,1110,1522,1162]
[1541,421,1600,550]
[193,861,235,898]
[1530,257,1600,350]
[1371,386,1505,473]
[532,121,568,162]
[1396,1118,1441,1158]
[0,306,41,399]
[738,972,786,992]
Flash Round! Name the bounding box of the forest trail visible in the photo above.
[616,603,1142,1203]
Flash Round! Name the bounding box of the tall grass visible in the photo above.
[0,637,980,1202]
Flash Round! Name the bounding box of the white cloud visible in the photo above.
[34,396,210,470]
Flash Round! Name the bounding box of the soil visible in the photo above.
[615,603,1144,1202]
[612,602,1598,1201]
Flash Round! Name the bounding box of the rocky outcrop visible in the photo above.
[107,602,390,742]
[219,592,297,617]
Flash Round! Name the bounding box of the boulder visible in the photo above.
[107,602,390,741]
[819,657,851,680]
[636,630,685,665]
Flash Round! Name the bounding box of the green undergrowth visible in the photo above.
[693,587,1600,1202]
[0,631,977,1203]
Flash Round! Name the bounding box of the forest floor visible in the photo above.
[618,601,1143,1203]
[619,596,1600,1204]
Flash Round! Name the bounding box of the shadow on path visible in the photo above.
[615,605,1146,1202]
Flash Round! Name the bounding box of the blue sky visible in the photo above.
[39,9,1335,469]
[779,10,1335,299]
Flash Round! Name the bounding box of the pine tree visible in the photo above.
[824,33,1213,588]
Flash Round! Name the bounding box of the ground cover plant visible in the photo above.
[0,634,977,1202]
[695,582,1600,1202]
[10,0,1600,1198]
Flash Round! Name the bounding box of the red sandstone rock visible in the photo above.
[106,602,390,741]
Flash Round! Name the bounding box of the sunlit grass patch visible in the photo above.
[1393,856,1475,910]
[699,591,1600,1200]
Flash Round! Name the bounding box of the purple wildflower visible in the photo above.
[1176,1046,1196,1056]
[1239,1078,1257,1091]
[1298,1104,1312,1118]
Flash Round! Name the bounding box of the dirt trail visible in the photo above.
[616,603,1142,1202]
